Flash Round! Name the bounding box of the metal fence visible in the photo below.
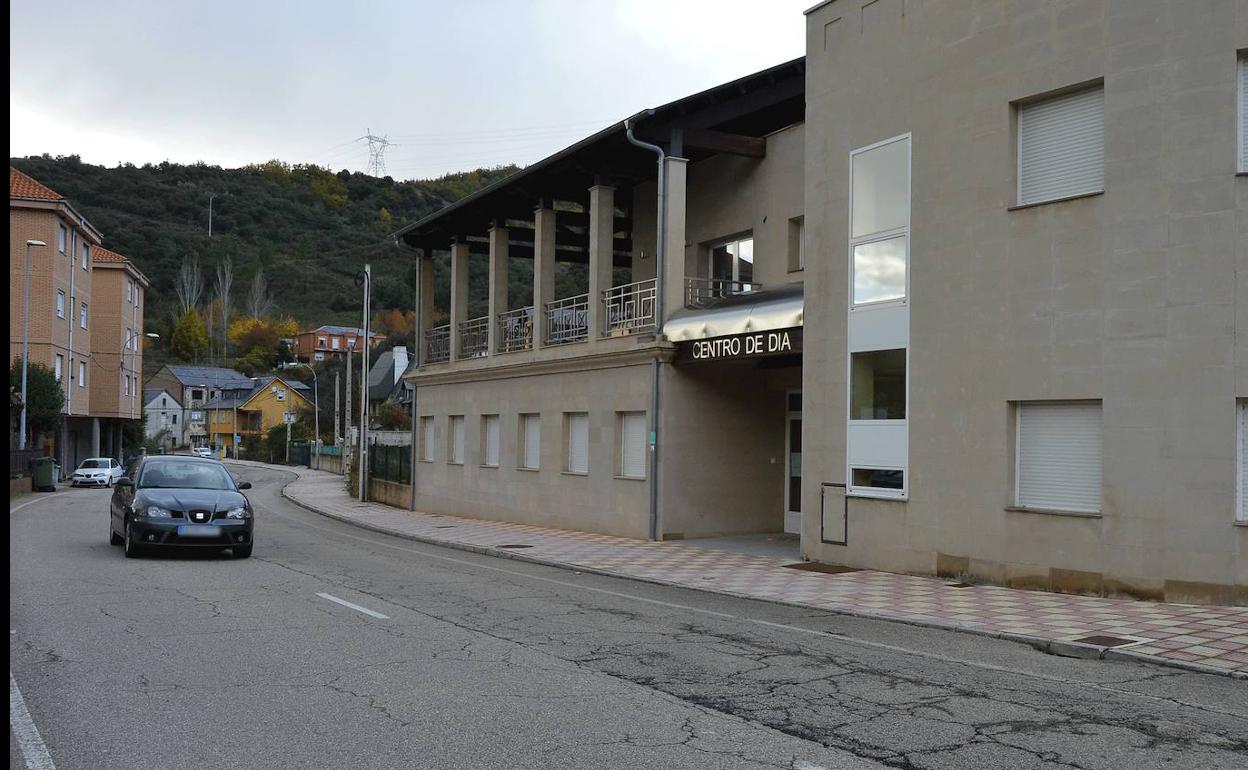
[603,279,657,336]
[288,441,311,467]
[545,293,589,344]
[369,443,411,484]
[496,306,534,352]
[457,316,490,358]
[424,324,451,363]
[10,448,42,477]
[684,277,761,308]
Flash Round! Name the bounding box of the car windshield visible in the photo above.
[79,459,109,469]
[138,461,235,490]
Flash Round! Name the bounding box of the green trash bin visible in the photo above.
[31,457,56,493]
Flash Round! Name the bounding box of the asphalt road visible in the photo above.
[10,466,1248,770]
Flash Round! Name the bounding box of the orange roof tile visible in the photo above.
[91,245,129,263]
[10,167,63,201]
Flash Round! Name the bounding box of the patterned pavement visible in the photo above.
[238,461,1248,677]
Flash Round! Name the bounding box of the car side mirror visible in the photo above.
[114,478,134,488]
[238,482,252,490]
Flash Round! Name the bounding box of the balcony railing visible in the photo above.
[684,277,761,309]
[545,294,589,344]
[496,306,534,352]
[603,279,657,336]
[424,324,450,364]
[457,316,490,358]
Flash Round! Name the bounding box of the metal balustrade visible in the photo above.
[684,277,761,308]
[545,294,589,344]
[603,279,657,336]
[496,306,535,352]
[424,324,450,364]
[457,316,490,358]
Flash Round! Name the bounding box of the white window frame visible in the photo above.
[57,224,67,253]
[79,303,88,330]
[126,279,133,303]
[519,413,540,470]
[448,415,465,465]
[419,416,435,462]
[564,412,589,475]
[54,355,64,382]
[481,414,500,467]
[56,290,66,318]
[1016,84,1105,206]
[848,133,911,310]
[78,361,86,389]
[618,411,648,479]
[81,242,89,270]
[1238,53,1247,174]
[1014,401,1103,514]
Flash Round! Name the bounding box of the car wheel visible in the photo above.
[123,520,145,558]
[233,544,253,559]
[110,521,123,546]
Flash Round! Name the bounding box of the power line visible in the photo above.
[356,129,396,176]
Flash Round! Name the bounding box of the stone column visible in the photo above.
[115,422,123,460]
[449,240,470,361]
[662,156,689,325]
[532,206,557,350]
[418,252,435,365]
[90,417,101,458]
[587,185,615,342]
[487,225,509,355]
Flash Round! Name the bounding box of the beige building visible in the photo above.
[395,4,1247,604]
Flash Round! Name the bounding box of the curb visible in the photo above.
[238,463,1247,681]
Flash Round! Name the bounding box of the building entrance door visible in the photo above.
[785,391,802,534]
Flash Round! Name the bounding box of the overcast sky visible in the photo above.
[10,1,809,181]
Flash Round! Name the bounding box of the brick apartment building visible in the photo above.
[10,167,151,467]
[291,324,384,362]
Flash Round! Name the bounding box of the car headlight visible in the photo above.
[225,506,249,519]
[145,505,172,518]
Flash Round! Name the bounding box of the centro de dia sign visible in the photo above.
[681,327,802,362]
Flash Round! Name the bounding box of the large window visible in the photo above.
[850,135,909,306]
[564,412,589,474]
[1015,401,1102,514]
[448,415,465,464]
[481,415,500,467]
[1017,85,1105,206]
[420,417,435,462]
[519,414,541,470]
[708,236,755,288]
[618,412,647,479]
[1239,54,1247,173]
[850,349,906,420]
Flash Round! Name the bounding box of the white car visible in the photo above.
[192,447,215,458]
[70,458,125,488]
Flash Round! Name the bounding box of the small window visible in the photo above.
[481,414,500,467]
[57,224,67,253]
[78,361,86,388]
[318,337,327,347]
[1017,85,1105,206]
[1239,54,1247,173]
[314,352,325,361]
[1016,401,1102,514]
[123,374,131,396]
[420,417,435,462]
[331,337,341,350]
[787,216,805,272]
[56,290,65,318]
[564,412,589,474]
[619,412,647,479]
[80,243,89,270]
[79,303,88,329]
[850,349,906,420]
[851,467,904,492]
[519,413,540,470]
[135,286,141,309]
[125,328,133,350]
[54,355,64,382]
[172,414,177,425]
[448,415,465,464]
[708,236,756,289]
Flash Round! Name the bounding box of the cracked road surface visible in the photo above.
[10,466,1248,770]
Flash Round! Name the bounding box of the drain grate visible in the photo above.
[497,544,534,549]
[782,562,860,575]
[1072,634,1140,648]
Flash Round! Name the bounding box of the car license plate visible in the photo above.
[178,525,220,538]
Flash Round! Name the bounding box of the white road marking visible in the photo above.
[10,671,57,770]
[316,592,390,619]
[259,503,1242,715]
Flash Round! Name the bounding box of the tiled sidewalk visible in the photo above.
[239,461,1248,677]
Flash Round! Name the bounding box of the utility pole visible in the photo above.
[345,344,353,449]
[357,130,395,177]
[358,264,372,502]
[333,372,341,446]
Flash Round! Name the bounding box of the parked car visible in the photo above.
[109,456,254,558]
[191,447,214,458]
[70,458,124,488]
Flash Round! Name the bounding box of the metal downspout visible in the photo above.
[625,112,665,542]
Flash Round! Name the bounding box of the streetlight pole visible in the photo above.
[282,361,319,469]
[19,239,48,450]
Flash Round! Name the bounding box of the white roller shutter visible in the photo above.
[522,414,541,469]
[449,416,465,464]
[1239,402,1247,522]
[1239,55,1247,172]
[567,413,588,473]
[421,417,435,461]
[620,412,647,479]
[1016,402,1102,513]
[483,415,500,466]
[1018,86,1104,206]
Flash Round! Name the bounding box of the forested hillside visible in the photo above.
[11,155,519,330]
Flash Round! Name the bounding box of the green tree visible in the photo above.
[170,308,210,362]
[10,357,65,445]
